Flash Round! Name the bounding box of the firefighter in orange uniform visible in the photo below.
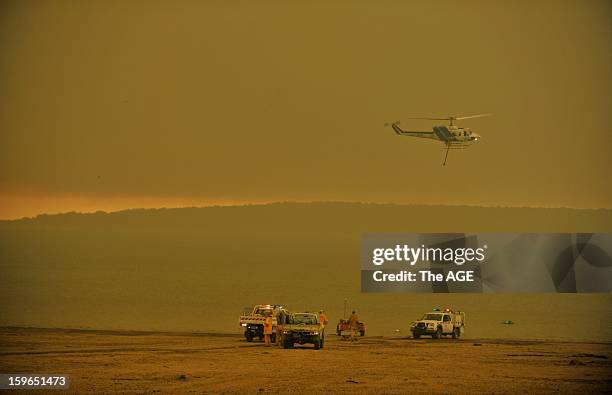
[319,310,328,329]
[263,311,273,347]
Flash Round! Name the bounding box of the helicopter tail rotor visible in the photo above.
[383,121,400,127]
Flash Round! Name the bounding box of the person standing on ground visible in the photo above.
[319,310,328,329]
[276,309,287,346]
[319,310,328,338]
[348,310,359,341]
[263,311,273,347]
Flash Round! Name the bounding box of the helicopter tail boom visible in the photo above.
[390,123,435,139]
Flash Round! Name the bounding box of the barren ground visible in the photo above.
[1,327,611,394]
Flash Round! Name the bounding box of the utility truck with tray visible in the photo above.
[239,304,288,342]
[410,308,465,339]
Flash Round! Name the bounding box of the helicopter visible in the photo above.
[386,114,491,166]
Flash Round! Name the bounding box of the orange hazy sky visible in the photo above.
[1,0,611,219]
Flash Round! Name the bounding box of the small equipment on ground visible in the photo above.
[336,319,366,337]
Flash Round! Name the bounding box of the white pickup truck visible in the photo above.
[410,309,465,339]
[238,304,288,342]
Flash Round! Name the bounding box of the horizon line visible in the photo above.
[2,200,611,222]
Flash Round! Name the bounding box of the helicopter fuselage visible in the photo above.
[390,123,481,143]
[433,125,480,143]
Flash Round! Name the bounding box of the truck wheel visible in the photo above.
[433,327,442,339]
[413,333,420,339]
[283,339,291,349]
[452,327,460,339]
[314,340,320,350]
[246,332,253,342]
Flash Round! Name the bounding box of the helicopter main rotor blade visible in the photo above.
[405,114,492,121]
[405,117,451,121]
[454,113,493,120]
